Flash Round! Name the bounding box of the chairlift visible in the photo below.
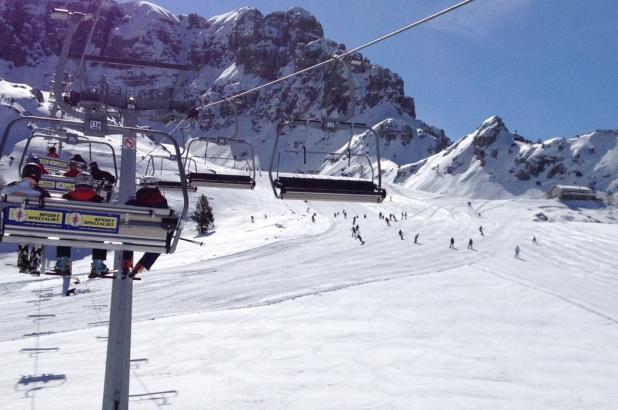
[139,153,197,192]
[182,99,256,189]
[0,115,189,255]
[183,137,256,189]
[268,119,386,203]
[19,128,118,196]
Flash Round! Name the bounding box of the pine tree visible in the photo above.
[191,194,214,234]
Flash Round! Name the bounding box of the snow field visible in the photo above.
[1,171,618,409]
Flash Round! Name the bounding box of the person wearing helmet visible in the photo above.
[28,155,49,175]
[63,160,81,177]
[70,154,87,169]
[47,145,59,159]
[53,172,109,277]
[89,161,116,184]
[122,177,169,278]
[1,163,51,273]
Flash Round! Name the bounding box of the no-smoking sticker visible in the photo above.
[123,136,136,150]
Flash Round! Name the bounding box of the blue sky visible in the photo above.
[144,0,617,140]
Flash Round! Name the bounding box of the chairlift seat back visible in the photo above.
[138,179,197,192]
[39,175,75,194]
[189,172,255,189]
[275,176,386,203]
[39,157,69,172]
[0,196,180,253]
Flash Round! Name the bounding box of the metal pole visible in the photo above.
[102,109,137,410]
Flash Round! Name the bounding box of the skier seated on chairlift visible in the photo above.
[1,163,51,273]
[53,172,110,277]
[28,155,49,175]
[89,161,116,185]
[122,176,169,278]
[46,145,59,159]
[70,154,87,170]
[63,160,81,177]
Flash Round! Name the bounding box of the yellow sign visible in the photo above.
[39,180,55,189]
[65,213,118,230]
[9,208,63,225]
[49,160,68,168]
[56,182,75,191]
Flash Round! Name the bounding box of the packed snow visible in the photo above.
[1,137,617,409]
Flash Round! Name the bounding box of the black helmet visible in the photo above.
[21,163,42,182]
[89,161,98,169]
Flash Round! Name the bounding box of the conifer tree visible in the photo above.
[191,194,214,234]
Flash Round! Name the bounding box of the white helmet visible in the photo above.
[75,172,94,187]
[141,176,160,187]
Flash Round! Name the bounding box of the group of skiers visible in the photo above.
[2,160,167,280]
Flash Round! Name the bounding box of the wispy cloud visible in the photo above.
[428,0,532,37]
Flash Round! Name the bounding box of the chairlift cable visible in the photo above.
[197,0,474,111]
[74,0,104,85]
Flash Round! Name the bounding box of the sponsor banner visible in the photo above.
[65,212,119,233]
[7,208,63,227]
[4,206,120,234]
[39,180,55,189]
[39,157,69,170]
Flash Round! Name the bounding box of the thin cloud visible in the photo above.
[428,0,532,37]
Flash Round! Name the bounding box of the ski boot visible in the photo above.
[17,246,29,273]
[89,259,109,279]
[128,263,144,281]
[28,246,42,275]
[53,256,72,276]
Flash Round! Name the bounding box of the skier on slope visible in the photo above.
[1,164,51,273]
[122,177,170,278]
[479,225,484,236]
[398,229,404,240]
[514,245,521,259]
[53,172,109,278]
[449,237,455,249]
[414,233,419,244]
[468,238,474,250]
[532,236,538,245]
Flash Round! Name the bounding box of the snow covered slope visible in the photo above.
[0,176,617,409]
[396,116,618,199]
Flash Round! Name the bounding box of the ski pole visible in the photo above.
[180,237,204,246]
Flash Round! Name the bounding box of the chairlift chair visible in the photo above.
[139,153,197,192]
[1,115,190,256]
[269,119,386,203]
[183,137,256,189]
[19,129,119,196]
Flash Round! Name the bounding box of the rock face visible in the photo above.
[395,116,618,198]
[0,0,448,168]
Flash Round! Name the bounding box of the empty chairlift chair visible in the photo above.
[139,154,197,192]
[269,119,386,203]
[183,137,256,189]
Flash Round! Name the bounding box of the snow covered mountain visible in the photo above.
[395,116,618,199]
[0,0,449,169]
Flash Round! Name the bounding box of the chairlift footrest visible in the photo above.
[45,270,71,277]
